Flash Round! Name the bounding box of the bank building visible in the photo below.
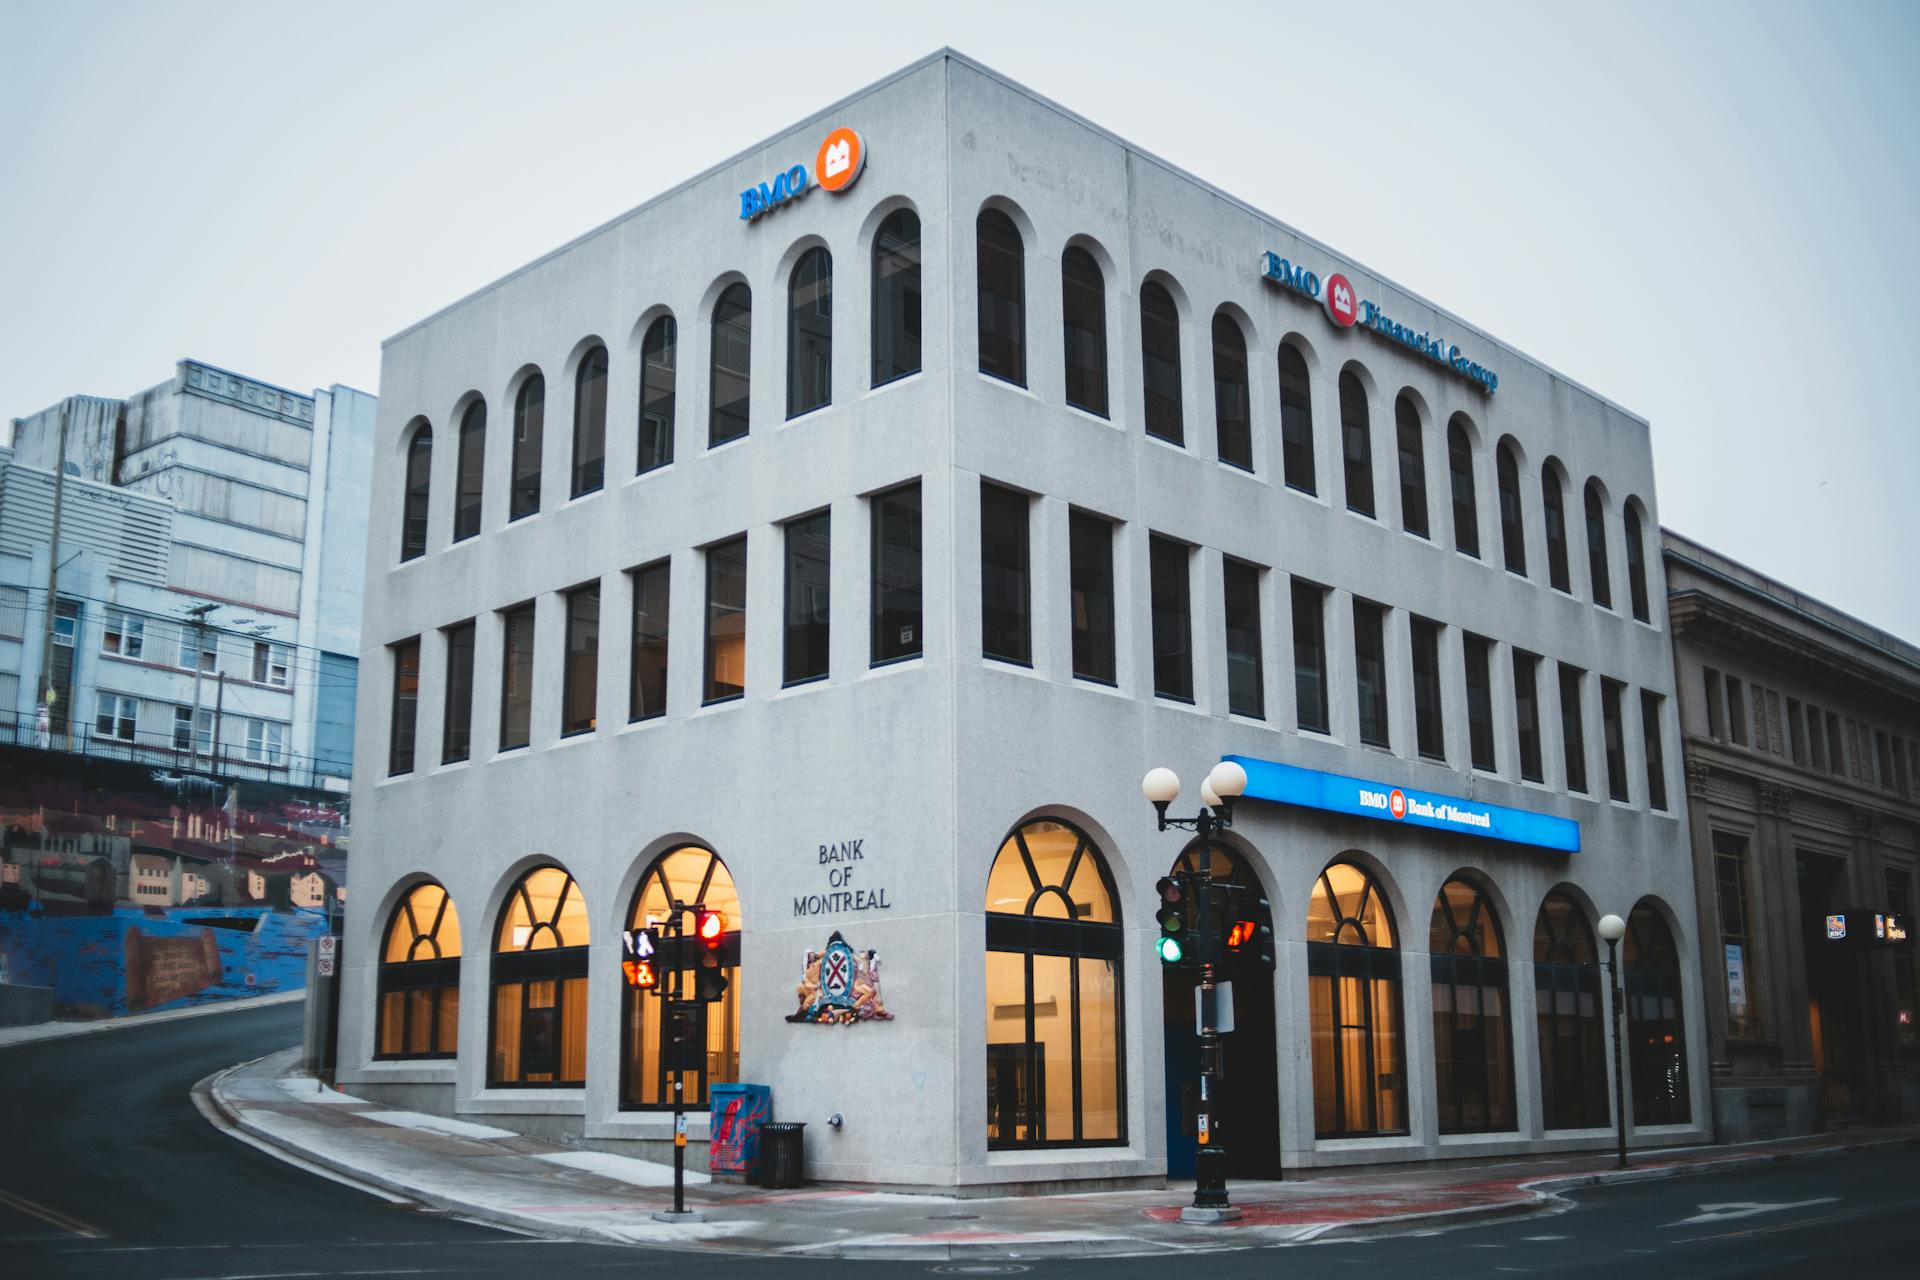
[337,50,1709,1191]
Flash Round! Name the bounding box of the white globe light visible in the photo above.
[1200,779,1222,808]
[1597,913,1627,942]
[1207,760,1248,799]
[1142,767,1181,805]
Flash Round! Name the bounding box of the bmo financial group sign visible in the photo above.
[740,126,866,220]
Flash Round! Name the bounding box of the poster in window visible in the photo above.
[1724,942,1746,1014]
[521,1006,557,1076]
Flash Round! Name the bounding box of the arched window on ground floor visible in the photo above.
[489,865,589,1087]
[376,880,460,1059]
[1626,901,1690,1125]
[1534,889,1608,1128]
[622,845,741,1109]
[1429,876,1515,1133]
[1308,860,1406,1137]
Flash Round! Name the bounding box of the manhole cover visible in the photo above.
[927,1212,981,1220]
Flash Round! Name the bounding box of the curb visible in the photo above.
[197,1060,1920,1260]
[0,989,305,1049]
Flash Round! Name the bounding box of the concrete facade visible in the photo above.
[1664,531,1920,1140]
[3,361,377,793]
[339,51,1710,1191]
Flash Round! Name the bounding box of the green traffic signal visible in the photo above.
[1156,935,1184,964]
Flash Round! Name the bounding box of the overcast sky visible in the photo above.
[4,1,1916,640]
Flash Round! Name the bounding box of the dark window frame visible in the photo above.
[1496,440,1526,575]
[704,536,748,704]
[401,424,431,561]
[628,559,670,722]
[1465,633,1497,772]
[1448,416,1480,558]
[1430,878,1517,1135]
[1212,314,1252,471]
[1223,557,1264,719]
[709,283,752,447]
[1060,246,1108,417]
[1148,535,1193,702]
[1278,342,1317,494]
[1339,369,1374,517]
[1068,510,1116,685]
[499,602,536,751]
[1353,599,1390,748]
[374,882,461,1061]
[1514,648,1543,782]
[1308,863,1408,1138]
[455,400,486,541]
[1292,579,1329,734]
[1140,280,1183,445]
[980,482,1032,666]
[782,510,832,686]
[637,315,677,474]
[976,208,1027,386]
[870,482,923,667]
[560,580,600,737]
[509,373,545,522]
[1411,616,1445,761]
[441,620,476,765]
[1395,395,1428,538]
[571,345,608,499]
[388,637,420,776]
[786,247,833,420]
[1584,482,1612,608]
[871,208,922,388]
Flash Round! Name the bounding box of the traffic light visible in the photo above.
[622,958,658,989]
[1222,888,1276,969]
[1155,876,1186,964]
[695,965,730,1002]
[695,908,726,947]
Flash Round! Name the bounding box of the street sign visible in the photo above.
[1196,981,1234,1035]
[317,935,337,977]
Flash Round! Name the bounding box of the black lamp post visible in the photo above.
[1597,911,1629,1171]
[1143,759,1247,1224]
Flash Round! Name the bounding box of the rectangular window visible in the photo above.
[1703,667,1725,740]
[1642,690,1669,810]
[500,602,536,749]
[1068,510,1116,684]
[561,582,600,736]
[1513,649,1543,782]
[1465,633,1496,772]
[783,511,832,685]
[173,705,212,754]
[1786,697,1806,766]
[870,483,922,665]
[95,693,137,742]
[1353,599,1389,747]
[0,585,24,638]
[1826,710,1844,776]
[980,483,1031,665]
[1292,580,1329,734]
[442,621,475,764]
[1876,729,1896,793]
[1410,616,1444,761]
[1559,664,1588,794]
[705,536,747,703]
[1806,702,1827,772]
[247,641,291,687]
[1714,831,1763,1039]
[1888,868,1917,1048]
[103,608,145,659]
[246,718,285,765]
[629,561,670,721]
[1601,678,1630,801]
[1149,536,1193,702]
[179,628,216,673]
[389,639,420,775]
[1725,675,1748,746]
[1223,558,1264,719]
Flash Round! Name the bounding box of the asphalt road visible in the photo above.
[1,1001,1914,1279]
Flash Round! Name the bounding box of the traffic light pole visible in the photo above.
[649,904,703,1223]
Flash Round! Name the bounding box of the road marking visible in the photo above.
[1522,1234,1569,1240]
[0,1186,108,1239]
[1665,1197,1838,1227]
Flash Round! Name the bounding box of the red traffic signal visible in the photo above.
[695,908,726,947]
[1226,920,1255,950]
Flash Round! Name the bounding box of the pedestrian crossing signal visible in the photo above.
[623,959,658,989]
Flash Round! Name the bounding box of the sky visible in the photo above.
[3,0,1916,640]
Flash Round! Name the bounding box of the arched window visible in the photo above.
[1140,281,1182,443]
[1212,313,1251,470]
[786,249,832,419]
[1448,416,1479,557]
[510,373,544,522]
[622,846,740,1110]
[1497,439,1526,575]
[1542,464,1570,591]
[638,315,676,474]
[1624,500,1650,622]
[454,399,485,541]
[1060,246,1108,417]
[571,345,607,499]
[1534,890,1608,1128]
[490,866,589,1087]
[710,283,752,446]
[985,818,1123,1148]
[1339,370,1374,517]
[1584,482,1612,608]
[1429,878,1514,1133]
[376,881,461,1059]
[1278,342,1315,494]
[1307,861,1405,1136]
[1395,394,1428,538]
[872,209,921,386]
[1626,903,1690,1125]
[977,209,1026,385]
[401,423,431,561]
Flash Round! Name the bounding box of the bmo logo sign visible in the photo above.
[1324,273,1359,328]
[740,126,867,221]
[1358,787,1409,819]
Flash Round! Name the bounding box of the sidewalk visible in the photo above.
[201,1049,1920,1260]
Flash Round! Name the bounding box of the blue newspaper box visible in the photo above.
[708,1083,772,1178]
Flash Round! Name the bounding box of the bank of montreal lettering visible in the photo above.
[793,838,893,917]
[739,125,866,220]
[1261,250,1499,394]
[1226,753,1582,853]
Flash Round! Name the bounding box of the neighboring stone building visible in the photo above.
[1665,530,1920,1138]
[3,360,376,792]
[340,50,1708,1191]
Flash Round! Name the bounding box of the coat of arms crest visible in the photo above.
[788,930,893,1024]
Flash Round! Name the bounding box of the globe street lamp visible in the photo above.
[1597,911,1629,1171]
[1142,759,1248,1223]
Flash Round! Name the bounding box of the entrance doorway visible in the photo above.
[1797,850,1865,1117]
[1161,842,1280,1179]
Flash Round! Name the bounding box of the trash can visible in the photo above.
[707,1083,772,1179]
[759,1121,807,1189]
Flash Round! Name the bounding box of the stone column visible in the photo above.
[1758,782,1814,1082]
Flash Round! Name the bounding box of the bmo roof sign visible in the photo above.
[740,126,866,221]
[1226,754,1581,853]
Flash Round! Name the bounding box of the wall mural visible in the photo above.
[0,744,345,1017]
[787,931,892,1024]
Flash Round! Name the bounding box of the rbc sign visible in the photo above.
[741,126,866,221]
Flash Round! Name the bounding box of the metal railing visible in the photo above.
[0,707,352,793]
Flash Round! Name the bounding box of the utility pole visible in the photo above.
[185,602,217,765]
[36,403,71,747]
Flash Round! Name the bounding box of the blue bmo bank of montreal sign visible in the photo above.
[1225,754,1581,853]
